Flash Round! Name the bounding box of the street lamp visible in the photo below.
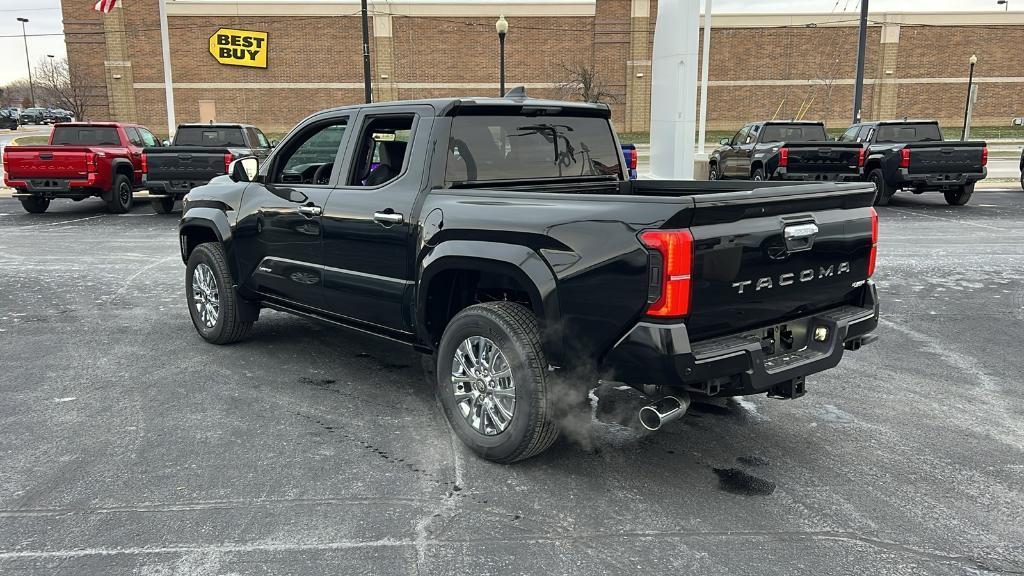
[495,15,508,97]
[997,0,1009,11]
[961,54,978,141]
[17,17,35,108]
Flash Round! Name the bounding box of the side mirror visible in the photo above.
[161,140,170,147]
[719,138,731,146]
[229,156,259,182]
[270,140,278,148]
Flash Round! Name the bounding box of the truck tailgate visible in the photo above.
[4,146,90,179]
[685,183,875,340]
[144,147,227,182]
[907,142,985,174]
[784,142,862,174]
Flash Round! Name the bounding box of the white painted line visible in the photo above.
[21,215,103,229]
[884,207,1008,232]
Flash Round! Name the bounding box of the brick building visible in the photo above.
[63,0,1024,134]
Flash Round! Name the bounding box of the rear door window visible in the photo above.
[51,126,121,146]
[174,127,248,147]
[446,114,622,184]
[875,123,943,143]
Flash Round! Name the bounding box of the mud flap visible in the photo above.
[234,286,261,322]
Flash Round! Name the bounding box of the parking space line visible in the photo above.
[19,215,104,229]
[884,207,1008,231]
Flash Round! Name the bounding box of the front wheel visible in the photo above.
[106,174,133,213]
[186,243,253,344]
[436,302,560,463]
[19,196,49,214]
[708,163,720,181]
[944,183,974,206]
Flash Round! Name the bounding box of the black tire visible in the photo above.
[708,163,720,181]
[436,302,559,463]
[151,197,175,214]
[944,183,974,206]
[185,243,253,344]
[106,173,133,213]
[1020,172,1023,192]
[868,168,894,206]
[19,196,49,214]
[751,167,765,181]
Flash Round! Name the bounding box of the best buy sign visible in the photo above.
[209,28,268,68]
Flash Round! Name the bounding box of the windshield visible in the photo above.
[875,123,943,143]
[51,126,120,146]
[446,115,621,183]
[760,124,828,142]
[174,127,247,147]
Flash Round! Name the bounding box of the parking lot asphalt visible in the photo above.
[1,191,1022,575]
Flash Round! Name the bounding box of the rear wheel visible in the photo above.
[868,169,894,206]
[436,301,560,463]
[944,183,974,206]
[186,243,253,344]
[751,167,765,181]
[106,173,133,213]
[19,196,49,214]
[151,197,175,214]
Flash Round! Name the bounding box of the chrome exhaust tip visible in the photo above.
[638,394,690,431]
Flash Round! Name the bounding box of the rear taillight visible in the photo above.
[141,153,148,175]
[981,147,988,167]
[899,148,910,169]
[779,147,789,168]
[86,151,97,173]
[858,147,865,168]
[629,148,638,170]
[868,208,878,277]
[639,229,693,318]
[223,153,233,174]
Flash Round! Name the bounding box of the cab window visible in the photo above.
[348,114,415,187]
[138,128,159,147]
[731,126,750,146]
[270,118,348,186]
[839,126,860,142]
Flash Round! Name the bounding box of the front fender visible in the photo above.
[417,240,562,365]
[178,206,237,277]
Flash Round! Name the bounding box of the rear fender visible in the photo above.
[102,158,135,201]
[418,240,562,365]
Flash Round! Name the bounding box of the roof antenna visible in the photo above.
[504,86,527,99]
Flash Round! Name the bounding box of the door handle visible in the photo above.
[297,204,322,217]
[373,211,404,225]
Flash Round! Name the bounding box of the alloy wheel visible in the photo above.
[451,336,516,435]
[192,262,220,328]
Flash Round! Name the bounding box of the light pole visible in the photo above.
[17,17,35,108]
[496,15,508,97]
[961,54,977,141]
[997,0,1009,11]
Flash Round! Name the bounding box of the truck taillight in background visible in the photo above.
[899,148,911,169]
[779,147,789,168]
[223,153,234,174]
[982,147,988,167]
[628,147,638,170]
[868,208,878,277]
[640,229,693,318]
[86,151,99,173]
[858,147,865,167]
[141,153,148,175]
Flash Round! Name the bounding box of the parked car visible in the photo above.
[2,122,160,213]
[841,120,987,206]
[0,109,18,130]
[44,109,74,124]
[710,121,864,182]
[178,97,880,463]
[19,107,46,125]
[142,123,273,213]
[621,143,638,179]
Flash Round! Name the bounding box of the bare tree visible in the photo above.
[559,61,618,104]
[35,57,95,119]
[0,79,34,108]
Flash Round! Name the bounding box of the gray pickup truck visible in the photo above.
[142,123,273,213]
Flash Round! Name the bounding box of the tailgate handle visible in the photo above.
[784,222,818,253]
[38,153,53,160]
[178,154,192,160]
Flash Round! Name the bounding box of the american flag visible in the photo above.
[94,0,117,13]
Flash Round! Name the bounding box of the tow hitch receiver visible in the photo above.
[768,376,806,400]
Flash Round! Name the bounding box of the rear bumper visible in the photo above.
[7,174,101,197]
[895,168,986,189]
[142,178,208,198]
[772,168,861,182]
[603,283,879,396]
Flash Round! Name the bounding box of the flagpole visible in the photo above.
[157,0,176,139]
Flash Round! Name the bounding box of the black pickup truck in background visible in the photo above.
[178,97,879,463]
[840,120,987,206]
[710,121,863,182]
[142,123,273,213]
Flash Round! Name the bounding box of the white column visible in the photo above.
[649,0,700,179]
[157,0,176,138]
[697,0,712,156]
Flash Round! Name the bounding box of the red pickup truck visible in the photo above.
[2,122,160,214]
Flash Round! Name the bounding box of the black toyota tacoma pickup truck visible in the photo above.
[710,121,863,182]
[178,97,880,463]
[142,123,273,213]
[839,120,988,206]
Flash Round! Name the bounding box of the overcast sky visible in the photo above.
[0,0,1017,87]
